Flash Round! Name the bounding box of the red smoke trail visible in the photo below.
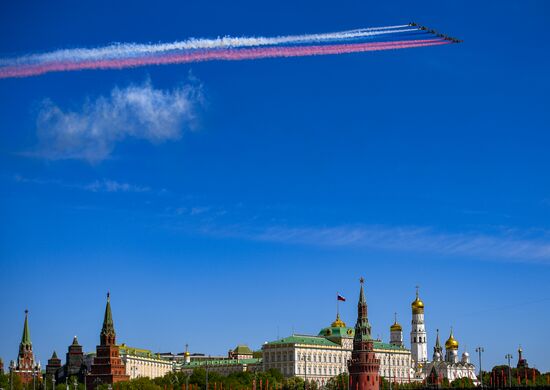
[0,39,449,79]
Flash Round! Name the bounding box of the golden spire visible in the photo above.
[411,285,425,314]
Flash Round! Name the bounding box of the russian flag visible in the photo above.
[337,294,346,302]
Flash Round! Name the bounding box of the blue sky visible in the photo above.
[1,0,549,372]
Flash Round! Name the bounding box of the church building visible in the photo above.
[421,329,478,385]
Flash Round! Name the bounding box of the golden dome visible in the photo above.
[331,313,347,328]
[390,322,402,332]
[445,329,459,350]
[184,351,190,357]
[411,287,424,314]
[390,313,402,332]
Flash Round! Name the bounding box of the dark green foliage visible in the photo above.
[0,373,23,390]
[450,377,474,388]
[325,373,348,390]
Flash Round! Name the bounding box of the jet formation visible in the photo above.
[409,22,462,43]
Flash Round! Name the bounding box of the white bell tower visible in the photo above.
[390,312,403,347]
[410,286,428,364]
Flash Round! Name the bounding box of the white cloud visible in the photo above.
[83,179,150,193]
[210,223,550,264]
[32,80,203,162]
[12,174,150,194]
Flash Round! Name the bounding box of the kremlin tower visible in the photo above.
[410,287,428,364]
[347,278,380,390]
[46,351,62,378]
[11,310,41,384]
[87,293,129,390]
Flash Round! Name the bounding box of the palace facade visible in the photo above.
[262,285,415,387]
[175,345,262,376]
[119,344,174,379]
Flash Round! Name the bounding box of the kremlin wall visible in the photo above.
[2,280,544,390]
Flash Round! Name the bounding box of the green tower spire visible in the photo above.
[359,277,366,305]
[99,292,117,346]
[354,277,372,342]
[101,292,115,338]
[21,310,32,346]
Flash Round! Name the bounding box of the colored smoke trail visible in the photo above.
[0,25,455,79]
[1,25,415,66]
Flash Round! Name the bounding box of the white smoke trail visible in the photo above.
[0,25,416,66]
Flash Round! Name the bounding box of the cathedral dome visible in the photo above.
[411,297,424,314]
[390,316,402,332]
[331,313,347,328]
[411,287,424,314]
[445,330,459,350]
[390,322,402,332]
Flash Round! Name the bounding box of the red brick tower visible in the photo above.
[46,351,62,378]
[347,278,380,390]
[87,293,129,390]
[12,310,40,384]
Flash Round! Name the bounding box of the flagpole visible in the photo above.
[336,292,339,317]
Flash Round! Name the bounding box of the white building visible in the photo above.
[175,345,262,376]
[421,329,478,385]
[119,344,174,379]
[410,288,428,364]
[262,313,416,387]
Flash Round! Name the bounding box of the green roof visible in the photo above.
[318,326,355,338]
[119,344,160,359]
[266,335,339,347]
[182,358,261,367]
[373,341,408,351]
[101,293,115,336]
[21,310,31,346]
[233,345,253,355]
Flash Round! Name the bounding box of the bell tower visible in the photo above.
[347,278,380,390]
[410,286,428,364]
[389,313,403,347]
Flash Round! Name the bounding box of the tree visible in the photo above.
[0,374,24,390]
[325,373,348,390]
[450,377,474,388]
[282,377,304,390]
